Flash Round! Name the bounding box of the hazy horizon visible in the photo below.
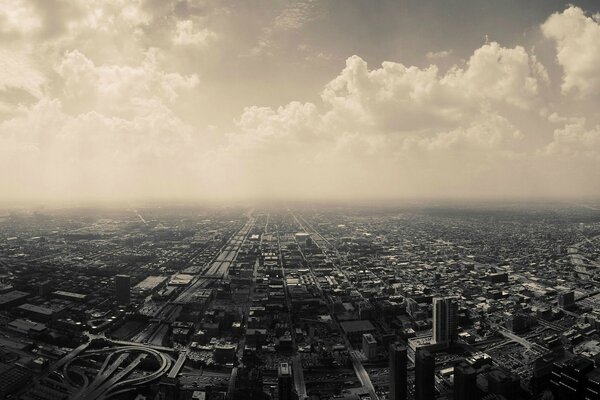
[1,0,600,202]
[2,195,600,213]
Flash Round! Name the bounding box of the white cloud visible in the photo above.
[426,49,453,60]
[173,19,216,46]
[0,96,204,200]
[0,2,599,201]
[0,0,42,36]
[213,44,547,198]
[0,47,45,99]
[320,43,547,136]
[545,118,600,159]
[56,49,199,116]
[542,6,600,97]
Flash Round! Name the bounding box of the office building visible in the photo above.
[115,274,131,305]
[454,362,478,400]
[433,297,458,345]
[558,290,575,309]
[278,362,294,400]
[363,333,377,360]
[389,343,407,400]
[488,368,520,399]
[415,348,435,400]
[549,356,595,400]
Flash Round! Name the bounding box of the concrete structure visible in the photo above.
[558,290,575,309]
[415,348,435,400]
[454,362,478,400]
[433,296,458,345]
[389,343,407,400]
[362,333,377,361]
[0,291,29,309]
[278,362,294,400]
[115,274,131,305]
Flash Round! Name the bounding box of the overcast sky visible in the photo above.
[1,0,599,203]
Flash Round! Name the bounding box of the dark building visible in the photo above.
[38,280,51,297]
[389,343,407,400]
[586,368,600,400]
[483,272,508,284]
[278,362,294,400]
[433,297,458,345]
[115,274,131,305]
[233,367,267,400]
[415,348,435,400]
[558,290,576,310]
[549,355,594,400]
[507,313,536,333]
[487,368,520,399]
[0,290,30,310]
[454,362,478,400]
[0,362,32,398]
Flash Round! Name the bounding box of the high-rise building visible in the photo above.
[558,290,575,310]
[363,333,377,361]
[415,348,435,400]
[549,356,595,400]
[487,368,520,399]
[433,297,458,345]
[389,343,407,400]
[115,274,131,305]
[453,362,478,400]
[278,362,293,400]
[38,280,51,297]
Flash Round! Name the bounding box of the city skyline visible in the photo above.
[1,0,599,203]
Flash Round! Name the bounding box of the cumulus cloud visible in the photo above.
[173,19,216,46]
[55,49,198,116]
[0,47,45,99]
[542,6,600,97]
[320,42,546,135]
[0,97,203,200]
[0,2,599,202]
[215,46,547,198]
[545,118,600,159]
[0,0,42,37]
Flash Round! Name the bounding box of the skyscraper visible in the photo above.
[415,348,435,400]
[363,333,377,361]
[389,343,407,400]
[115,274,131,305]
[278,362,293,400]
[433,297,458,345]
[454,362,478,400]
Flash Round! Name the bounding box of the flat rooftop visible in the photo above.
[340,320,376,334]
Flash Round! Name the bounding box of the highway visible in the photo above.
[292,355,307,400]
[168,351,187,379]
[289,210,378,400]
[275,222,308,399]
[83,354,147,399]
[72,353,129,399]
[204,216,255,277]
[493,325,547,354]
[349,350,379,400]
[64,345,171,400]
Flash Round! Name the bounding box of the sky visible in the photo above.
[0,0,599,203]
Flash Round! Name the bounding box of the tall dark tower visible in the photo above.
[278,362,293,400]
[389,343,407,400]
[415,348,435,400]
[115,274,131,305]
[454,362,478,400]
[433,297,458,345]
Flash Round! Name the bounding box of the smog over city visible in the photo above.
[0,1,600,400]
